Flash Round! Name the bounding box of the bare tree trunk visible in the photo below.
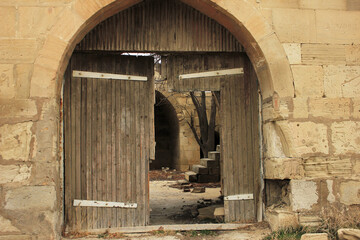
[187,91,217,158]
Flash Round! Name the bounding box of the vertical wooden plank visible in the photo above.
[73,61,82,229]
[80,76,87,229]
[64,59,72,229]
[86,77,93,229]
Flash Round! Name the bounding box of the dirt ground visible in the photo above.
[63,171,271,239]
[149,180,222,225]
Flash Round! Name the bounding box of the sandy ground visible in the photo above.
[149,180,222,225]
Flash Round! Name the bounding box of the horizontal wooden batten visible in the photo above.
[224,194,254,201]
[73,200,138,208]
[72,70,148,81]
[179,68,243,80]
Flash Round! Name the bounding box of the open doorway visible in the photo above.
[62,0,261,231]
[151,91,179,170]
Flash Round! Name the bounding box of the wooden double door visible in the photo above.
[64,53,154,230]
[167,53,261,222]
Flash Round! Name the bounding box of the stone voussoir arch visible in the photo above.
[29,0,294,101]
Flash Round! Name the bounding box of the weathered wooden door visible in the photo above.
[167,53,260,222]
[220,56,260,223]
[64,53,154,230]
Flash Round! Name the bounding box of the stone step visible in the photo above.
[185,171,197,182]
[200,158,218,168]
[208,167,220,175]
[208,151,220,162]
[198,174,219,183]
[192,165,208,174]
[216,145,221,152]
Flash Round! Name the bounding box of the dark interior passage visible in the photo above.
[151,91,179,170]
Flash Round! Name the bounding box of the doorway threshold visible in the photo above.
[67,223,252,235]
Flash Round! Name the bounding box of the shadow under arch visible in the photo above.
[152,91,180,170]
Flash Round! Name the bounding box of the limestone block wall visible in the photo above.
[0,0,358,238]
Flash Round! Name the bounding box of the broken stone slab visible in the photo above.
[300,233,328,240]
[192,165,208,174]
[265,207,299,231]
[192,187,205,193]
[200,158,218,168]
[299,215,322,227]
[177,179,189,185]
[214,207,225,223]
[338,228,360,240]
[185,171,197,182]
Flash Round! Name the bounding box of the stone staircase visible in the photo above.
[185,146,220,183]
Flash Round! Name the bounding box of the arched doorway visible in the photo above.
[53,0,294,232]
[152,91,179,170]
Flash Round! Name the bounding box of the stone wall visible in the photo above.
[0,0,359,238]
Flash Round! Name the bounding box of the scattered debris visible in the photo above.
[192,187,206,193]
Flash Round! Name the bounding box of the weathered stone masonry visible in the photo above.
[0,0,359,238]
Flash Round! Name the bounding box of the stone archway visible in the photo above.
[30,0,294,101]
[29,0,295,231]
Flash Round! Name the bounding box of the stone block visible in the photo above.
[0,99,38,124]
[262,97,290,122]
[208,151,220,162]
[265,208,299,231]
[276,121,329,157]
[351,98,360,119]
[14,64,33,99]
[30,64,57,98]
[0,39,38,63]
[273,9,316,43]
[316,10,360,44]
[0,236,31,240]
[0,122,33,161]
[35,35,68,72]
[308,98,351,119]
[292,65,324,97]
[292,97,308,119]
[338,228,360,240]
[283,43,301,64]
[5,186,56,210]
[200,158,218,168]
[339,181,360,205]
[260,0,299,9]
[264,158,304,180]
[208,167,220,175]
[332,122,360,155]
[197,174,219,183]
[263,122,286,158]
[304,157,352,178]
[302,44,346,65]
[0,7,16,37]
[185,171,197,182]
[50,7,85,42]
[30,162,57,186]
[301,233,328,240]
[0,165,31,184]
[257,34,295,98]
[299,215,322,227]
[291,180,318,211]
[0,64,15,99]
[18,7,64,38]
[214,207,224,222]
[192,165,208,174]
[324,65,360,98]
[346,45,360,65]
[347,0,360,10]
[0,215,20,233]
[300,0,346,10]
